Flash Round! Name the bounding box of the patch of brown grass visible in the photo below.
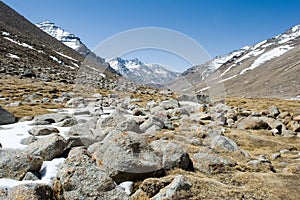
[226,96,300,115]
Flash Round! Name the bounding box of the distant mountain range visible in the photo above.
[169,24,300,99]
[36,21,180,86]
[108,57,179,86]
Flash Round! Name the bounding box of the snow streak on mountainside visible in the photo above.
[173,24,300,98]
[36,21,90,55]
[109,57,180,86]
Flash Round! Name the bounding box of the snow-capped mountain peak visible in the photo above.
[108,57,180,86]
[36,21,89,55]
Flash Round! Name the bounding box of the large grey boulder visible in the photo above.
[211,135,245,154]
[8,183,54,200]
[0,107,15,125]
[0,149,43,180]
[23,134,67,160]
[92,131,163,183]
[54,147,129,200]
[150,140,193,171]
[210,135,249,157]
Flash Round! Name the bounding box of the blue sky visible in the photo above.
[3,0,300,71]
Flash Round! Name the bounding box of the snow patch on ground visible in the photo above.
[85,65,106,78]
[49,55,63,64]
[1,31,10,36]
[40,158,66,184]
[219,74,238,83]
[54,51,78,62]
[6,53,20,59]
[3,36,35,50]
[0,121,32,150]
[253,40,267,49]
[118,181,134,195]
[240,45,294,75]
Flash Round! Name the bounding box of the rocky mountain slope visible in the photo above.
[36,21,90,56]
[109,57,179,86]
[174,24,300,99]
[0,2,83,82]
[0,2,120,89]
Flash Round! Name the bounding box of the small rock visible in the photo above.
[132,108,145,116]
[237,116,270,130]
[271,153,281,160]
[33,113,71,124]
[278,112,290,119]
[8,183,54,200]
[140,116,165,133]
[159,99,180,110]
[20,136,37,145]
[57,117,78,127]
[271,128,280,135]
[108,94,119,98]
[286,121,300,132]
[21,69,36,78]
[19,116,33,122]
[29,126,59,136]
[73,109,90,115]
[7,102,22,107]
[279,149,289,154]
[268,105,280,117]
[293,115,300,121]
[116,119,141,133]
[198,113,212,120]
[151,175,192,200]
[41,98,50,103]
[22,171,41,181]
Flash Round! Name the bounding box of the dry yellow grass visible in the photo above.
[225,96,300,115]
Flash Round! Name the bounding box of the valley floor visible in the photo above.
[0,75,300,199]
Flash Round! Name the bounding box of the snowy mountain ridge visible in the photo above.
[182,24,300,82]
[36,21,90,55]
[108,57,180,86]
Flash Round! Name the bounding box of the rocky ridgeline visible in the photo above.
[0,91,300,199]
